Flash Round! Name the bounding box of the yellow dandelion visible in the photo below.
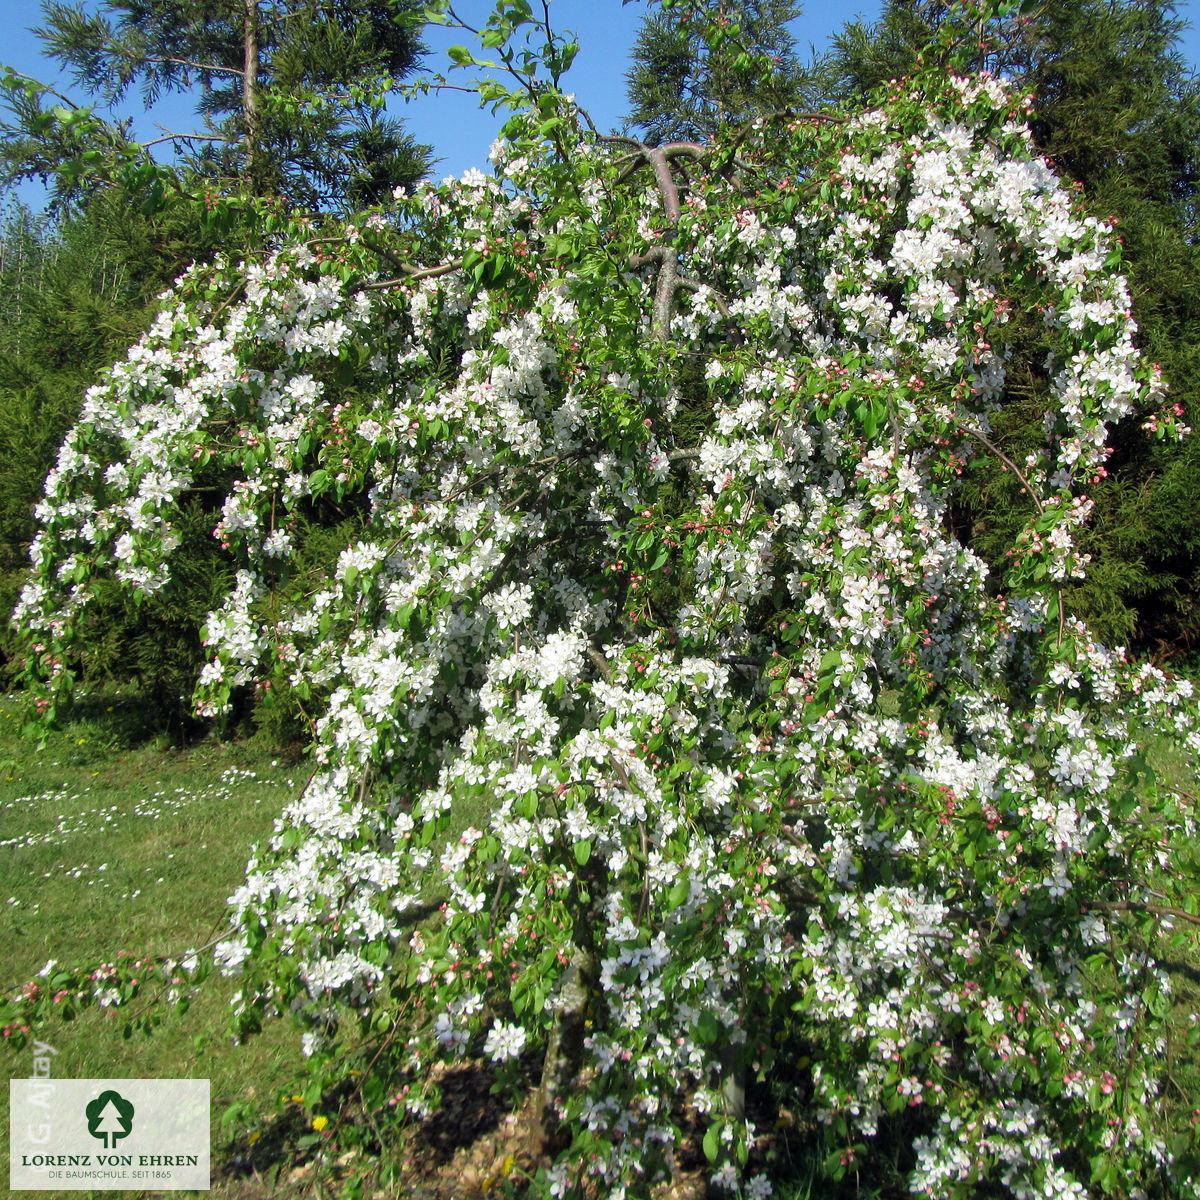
[311,1116,328,1132]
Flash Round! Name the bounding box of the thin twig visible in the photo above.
[142,131,230,148]
[144,55,247,77]
[957,419,1066,644]
[360,260,465,289]
[956,422,1043,515]
[596,133,646,150]
[1090,901,1200,928]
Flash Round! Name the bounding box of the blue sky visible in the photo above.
[4,0,1200,206]
[404,2,888,177]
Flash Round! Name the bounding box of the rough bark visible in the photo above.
[531,947,594,1156]
[242,0,261,184]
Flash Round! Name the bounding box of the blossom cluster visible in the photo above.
[13,45,1200,1200]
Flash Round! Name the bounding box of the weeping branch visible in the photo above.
[360,261,465,289]
[358,233,464,287]
[725,107,850,154]
[956,421,1044,516]
[956,419,1067,645]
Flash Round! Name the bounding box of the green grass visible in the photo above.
[0,685,500,1199]
[0,689,312,1198]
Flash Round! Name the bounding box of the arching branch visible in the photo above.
[726,107,850,154]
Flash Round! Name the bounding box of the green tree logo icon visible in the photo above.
[85,1090,135,1149]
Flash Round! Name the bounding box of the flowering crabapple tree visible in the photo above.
[11,0,1200,1195]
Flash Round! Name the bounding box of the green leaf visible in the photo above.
[573,839,592,866]
[818,650,841,674]
[695,1011,720,1046]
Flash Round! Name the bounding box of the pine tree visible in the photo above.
[1012,1,1200,653]
[7,0,432,211]
[623,0,808,145]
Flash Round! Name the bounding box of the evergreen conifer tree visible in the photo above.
[623,0,807,144]
[5,0,431,211]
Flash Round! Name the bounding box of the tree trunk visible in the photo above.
[242,0,261,186]
[531,947,594,1157]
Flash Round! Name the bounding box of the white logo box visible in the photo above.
[10,1079,209,1191]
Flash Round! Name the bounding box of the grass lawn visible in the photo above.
[0,689,314,1198]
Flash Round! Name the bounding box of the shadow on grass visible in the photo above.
[31,683,311,765]
[30,686,208,754]
[213,1095,333,1196]
[1160,954,1200,988]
